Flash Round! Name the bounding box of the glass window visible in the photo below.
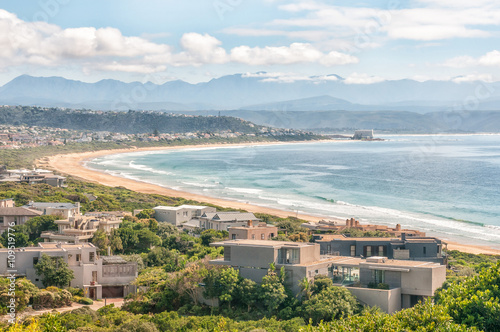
[261,233,265,240]
[350,245,356,256]
[379,246,384,256]
[252,234,256,240]
[423,247,427,255]
[278,248,300,264]
[366,246,372,257]
[231,234,236,240]
[372,270,385,284]
[89,252,95,262]
[76,254,81,262]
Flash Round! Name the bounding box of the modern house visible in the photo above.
[23,202,80,218]
[0,242,137,299]
[200,212,261,231]
[41,214,123,244]
[20,173,66,187]
[153,205,216,226]
[314,234,447,264]
[0,206,43,233]
[210,240,446,313]
[302,218,426,237]
[228,222,278,240]
[0,198,15,208]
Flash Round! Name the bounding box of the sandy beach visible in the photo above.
[40,142,500,256]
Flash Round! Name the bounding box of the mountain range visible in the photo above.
[2,74,500,113]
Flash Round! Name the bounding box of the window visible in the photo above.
[252,234,256,240]
[76,254,81,262]
[261,233,265,240]
[89,252,95,262]
[231,234,236,240]
[423,247,427,255]
[372,270,385,284]
[366,246,372,257]
[350,245,356,256]
[278,248,300,264]
[379,245,385,256]
[33,257,39,265]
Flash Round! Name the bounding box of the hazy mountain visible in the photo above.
[2,74,500,112]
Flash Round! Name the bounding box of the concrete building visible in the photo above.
[229,223,278,240]
[0,206,43,233]
[0,198,15,208]
[353,130,374,140]
[20,173,66,187]
[200,212,260,231]
[41,214,123,244]
[314,234,446,264]
[23,202,80,219]
[302,218,426,237]
[153,205,216,226]
[210,240,446,313]
[0,242,137,299]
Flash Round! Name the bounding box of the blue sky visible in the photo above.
[1,0,500,85]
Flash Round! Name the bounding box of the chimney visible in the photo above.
[396,224,401,231]
[247,220,252,227]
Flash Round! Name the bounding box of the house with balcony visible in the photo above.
[200,212,261,231]
[23,201,80,218]
[210,240,446,313]
[0,242,137,299]
[314,233,446,264]
[41,214,123,244]
[153,205,216,226]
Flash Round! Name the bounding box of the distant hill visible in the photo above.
[0,106,263,134]
[2,74,500,112]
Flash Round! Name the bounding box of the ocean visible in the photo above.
[87,135,500,248]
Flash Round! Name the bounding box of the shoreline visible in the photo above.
[41,141,500,256]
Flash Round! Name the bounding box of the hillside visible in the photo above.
[2,74,500,112]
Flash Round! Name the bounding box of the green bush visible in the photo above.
[77,297,94,305]
[33,288,72,309]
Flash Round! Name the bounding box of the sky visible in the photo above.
[0,0,500,85]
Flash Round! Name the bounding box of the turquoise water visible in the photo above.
[87,135,500,247]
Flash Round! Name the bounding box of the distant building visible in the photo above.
[229,222,278,240]
[353,130,374,140]
[20,173,66,187]
[314,234,446,264]
[210,240,446,313]
[41,214,123,244]
[153,205,216,226]
[23,201,80,219]
[0,206,43,233]
[302,218,426,237]
[200,212,260,231]
[0,198,15,208]
[0,242,137,299]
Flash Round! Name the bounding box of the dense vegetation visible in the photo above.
[0,106,267,134]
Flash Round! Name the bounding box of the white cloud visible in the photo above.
[452,74,493,83]
[442,50,500,68]
[0,9,358,75]
[242,72,340,83]
[344,73,385,85]
[230,43,357,66]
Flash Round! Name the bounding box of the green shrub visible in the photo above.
[77,297,94,305]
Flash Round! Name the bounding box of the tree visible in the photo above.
[136,209,155,220]
[312,275,333,294]
[0,225,30,248]
[218,268,240,309]
[136,229,162,251]
[34,254,75,288]
[235,278,258,312]
[91,229,109,255]
[259,264,288,315]
[200,229,228,246]
[435,261,500,331]
[298,277,313,301]
[25,215,58,242]
[300,286,357,324]
[109,229,123,254]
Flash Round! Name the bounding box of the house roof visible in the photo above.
[23,202,78,210]
[211,239,315,248]
[0,207,43,216]
[154,204,211,211]
[201,212,259,222]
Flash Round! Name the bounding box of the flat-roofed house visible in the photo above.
[210,240,446,313]
[0,242,137,300]
[0,206,43,233]
[153,205,216,226]
[200,212,260,231]
[229,223,278,240]
[314,234,446,264]
[23,201,80,218]
[40,214,123,244]
[0,199,14,208]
